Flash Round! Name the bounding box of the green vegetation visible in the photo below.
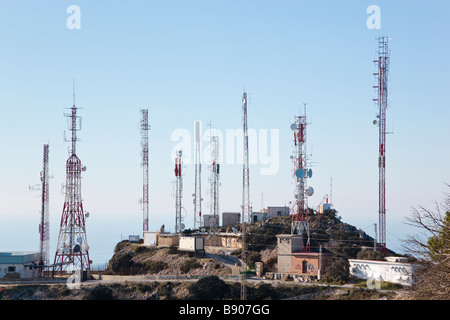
[180,258,202,273]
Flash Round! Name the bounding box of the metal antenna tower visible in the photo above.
[53,83,91,275]
[241,92,251,224]
[209,133,220,244]
[193,121,203,229]
[140,109,150,236]
[240,91,250,300]
[290,103,314,251]
[39,144,50,274]
[174,150,184,234]
[373,36,390,256]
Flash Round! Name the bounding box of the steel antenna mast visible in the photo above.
[140,109,150,237]
[193,121,203,229]
[290,103,313,251]
[174,150,183,234]
[240,91,251,300]
[373,36,390,256]
[53,82,90,275]
[39,144,50,275]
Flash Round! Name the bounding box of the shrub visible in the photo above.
[143,260,168,274]
[86,285,114,300]
[180,258,202,273]
[322,259,349,283]
[189,276,229,300]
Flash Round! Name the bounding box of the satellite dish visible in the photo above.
[82,166,87,171]
[180,223,185,231]
[290,155,294,160]
[76,237,82,243]
[63,247,69,254]
[306,186,314,197]
[85,212,90,218]
[373,120,378,125]
[73,244,81,253]
[290,123,297,131]
[308,169,313,178]
[295,169,305,178]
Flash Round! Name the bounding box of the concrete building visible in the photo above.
[276,234,333,279]
[222,212,240,227]
[348,257,415,286]
[267,206,290,218]
[203,214,219,228]
[0,252,41,279]
[251,206,290,223]
[319,203,332,214]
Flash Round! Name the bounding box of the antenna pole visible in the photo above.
[373,36,390,256]
[174,150,183,234]
[193,121,202,229]
[290,103,312,251]
[39,144,50,275]
[53,84,90,276]
[140,109,150,236]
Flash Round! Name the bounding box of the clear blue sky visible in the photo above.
[0,1,449,264]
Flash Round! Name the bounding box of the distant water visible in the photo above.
[0,213,151,267]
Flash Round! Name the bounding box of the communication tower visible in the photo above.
[39,144,50,273]
[209,133,220,244]
[174,150,184,234]
[290,103,314,251]
[372,36,390,256]
[240,91,250,300]
[193,121,203,229]
[140,109,150,236]
[53,85,91,275]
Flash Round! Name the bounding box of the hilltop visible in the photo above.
[104,209,402,278]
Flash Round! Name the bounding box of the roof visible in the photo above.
[0,252,40,264]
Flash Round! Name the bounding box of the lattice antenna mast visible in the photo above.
[140,109,150,236]
[242,92,251,224]
[193,121,203,229]
[209,133,220,244]
[53,83,90,275]
[39,144,50,272]
[290,103,313,251]
[240,91,250,301]
[174,150,184,234]
[373,36,390,256]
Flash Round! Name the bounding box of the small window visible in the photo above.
[7,266,16,273]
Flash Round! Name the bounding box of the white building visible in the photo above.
[0,252,41,279]
[348,257,415,286]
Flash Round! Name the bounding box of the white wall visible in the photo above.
[348,258,415,286]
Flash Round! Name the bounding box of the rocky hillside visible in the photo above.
[104,241,238,276]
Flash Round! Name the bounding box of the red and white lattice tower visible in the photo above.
[373,36,390,256]
[193,121,202,229]
[53,87,90,275]
[140,109,150,236]
[174,150,184,234]
[290,103,313,252]
[39,144,50,273]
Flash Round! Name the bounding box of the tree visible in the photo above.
[189,276,230,300]
[404,184,450,299]
[322,259,349,283]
